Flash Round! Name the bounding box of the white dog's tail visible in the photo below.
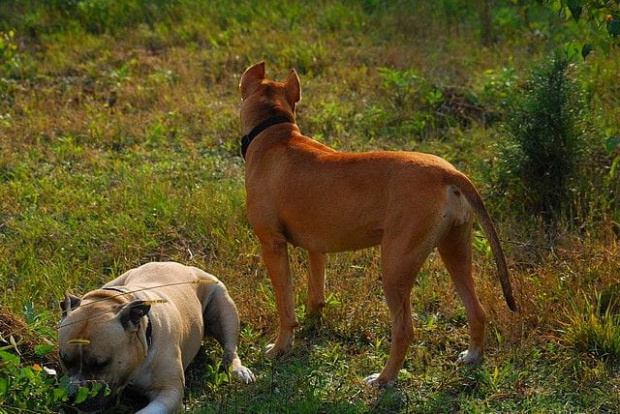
[445,171,518,312]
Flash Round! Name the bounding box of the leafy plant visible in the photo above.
[0,350,62,410]
[0,30,19,80]
[203,361,230,393]
[561,291,620,364]
[377,67,424,108]
[377,66,490,142]
[0,347,112,411]
[510,0,620,56]
[493,52,588,228]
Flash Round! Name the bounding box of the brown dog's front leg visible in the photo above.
[261,240,298,357]
[306,250,326,319]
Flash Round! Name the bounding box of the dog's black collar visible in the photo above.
[240,114,294,159]
[102,287,153,349]
[145,316,153,349]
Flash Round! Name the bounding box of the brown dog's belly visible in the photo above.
[271,186,389,253]
[283,220,384,253]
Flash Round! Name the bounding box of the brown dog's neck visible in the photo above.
[241,114,295,159]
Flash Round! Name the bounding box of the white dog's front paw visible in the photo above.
[457,348,483,365]
[232,366,256,384]
[363,373,394,388]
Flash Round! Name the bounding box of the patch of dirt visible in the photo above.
[0,307,58,367]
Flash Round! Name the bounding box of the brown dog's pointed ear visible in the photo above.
[60,293,82,318]
[284,69,301,107]
[240,62,266,99]
[118,300,151,332]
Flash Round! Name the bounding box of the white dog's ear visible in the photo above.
[285,69,301,107]
[240,62,266,100]
[118,300,151,331]
[60,293,82,318]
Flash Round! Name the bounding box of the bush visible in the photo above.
[0,30,19,78]
[0,351,68,411]
[492,52,589,230]
[561,291,620,365]
[0,307,110,412]
[377,67,486,140]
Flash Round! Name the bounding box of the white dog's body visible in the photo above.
[58,262,254,413]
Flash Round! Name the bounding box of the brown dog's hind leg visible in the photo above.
[306,250,326,319]
[438,222,487,364]
[365,243,431,387]
[260,239,299,357]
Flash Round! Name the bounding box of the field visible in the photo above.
[0,1,619,412]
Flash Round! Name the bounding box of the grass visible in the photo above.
[1,0,619,412]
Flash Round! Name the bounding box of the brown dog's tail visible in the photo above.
[445,170,518,312]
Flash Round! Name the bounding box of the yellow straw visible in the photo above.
[67,339,91,346]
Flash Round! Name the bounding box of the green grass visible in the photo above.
[1,0,619,412]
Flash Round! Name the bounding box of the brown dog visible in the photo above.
[239,62,516,386]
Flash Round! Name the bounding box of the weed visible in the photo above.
[493,52,589,230]
[0,30,19,75]
[0,350,66,410]
[0,344,109,411]
[561,291,620,364]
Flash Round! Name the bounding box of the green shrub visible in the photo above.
[0,30,19,78]
[377,67,485,140]
[0,350,68,411]
[561,291,620,365]
[0,306,110,411]
[493,52,589,228]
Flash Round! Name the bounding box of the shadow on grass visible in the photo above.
[181,328,425,414]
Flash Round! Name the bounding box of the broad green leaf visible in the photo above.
[74,386,90,404]
[567,0,582,22]
[89,382,104,398]
[53,387,69,402]
[605,135,620,155]
[0,351,19,366]
[550,0,563,13]
[0,376,8,397]
[34,344,55,357]
[608,19,620,37]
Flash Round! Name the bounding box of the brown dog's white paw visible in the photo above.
[363,373,395,388]
[457,348,483,365]
[264,338,293,358]
[265,343,285,358]
[232,366,256,384]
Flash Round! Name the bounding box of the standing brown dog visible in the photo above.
[239,62,516,386]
